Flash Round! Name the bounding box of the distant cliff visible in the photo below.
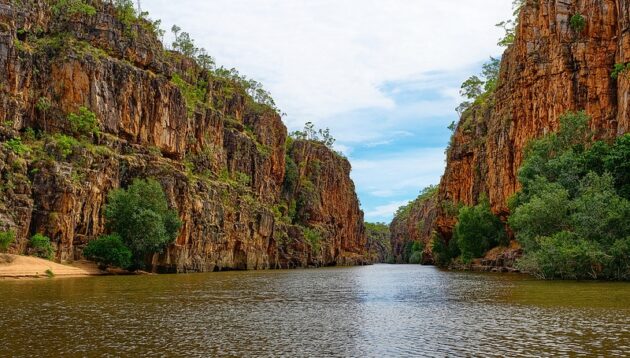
[392,0,630,263]
[0,0,367,271]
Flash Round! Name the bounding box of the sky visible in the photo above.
[142,0,514,223]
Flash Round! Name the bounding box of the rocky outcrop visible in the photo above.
[0,0,367,271]
[394,0,630,253]
[389,188,437,264]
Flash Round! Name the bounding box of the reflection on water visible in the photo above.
[1,265,629,357]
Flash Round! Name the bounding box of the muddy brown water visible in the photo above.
[1,264,629,357]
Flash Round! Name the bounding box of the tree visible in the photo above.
[460,75,483,100]
[68,106,99,137]
[0,230,15,253]
[454,198,508,262]
[83,234,132,269]
[510,111,630,280]
[289,122,337,149]
[104,178,181,268]
[29,234,54,260]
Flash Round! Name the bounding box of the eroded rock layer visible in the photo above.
[0,0,367,271]
[393,0,630,252]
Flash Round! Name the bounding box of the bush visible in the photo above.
[51,134,79,159]
[68,106,99,137]
[4,137,28,155]
[431,233,460,267]
[104,179,182,268]
[0,230,15,252]
[303,227,322,252]
[454,198,508,262]
[409,251,423,264]
[83,234,132,269]
[511,112,630,280]
[52,0,96,17]
[569,13,586,32]
[29,233,54,260]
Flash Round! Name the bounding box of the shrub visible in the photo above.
[4,137,28,155]
[0,230,15,252]
[29,233,54,260]
[68,106,99,137]
[303,227,322,252]
[611,63,630,80]
[569,13,586,32]
[83,234,132,269]
[51,134,79,159]
[52,0,96,17]
[511,112,630,280]
[104,179,182,268]
[409,251,423,264]
[431,234,459,267]
[454,198,508,263]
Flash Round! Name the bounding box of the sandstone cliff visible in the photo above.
[392,0,630,261]
[0,0,367,271]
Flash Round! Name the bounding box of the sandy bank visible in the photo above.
[0,254,103,279]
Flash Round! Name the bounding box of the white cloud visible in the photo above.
[143,0,513,126]
[141,1,513,221]
[351,147,446,198]
[365,201,409,221]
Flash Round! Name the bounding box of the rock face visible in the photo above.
[389,188,437,263]
[393,0,630,254]
[0,0,367,271]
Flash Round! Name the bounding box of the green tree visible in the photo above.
[104,179,181,268]
[68,106,99,137]
[454,198,507,263]
[510,111,630,280]
[431,233,459,267]
[29,234,54,260]
[0,230,15,253]
[83,234,132,269]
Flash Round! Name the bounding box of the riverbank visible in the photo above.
[0,254,104,279]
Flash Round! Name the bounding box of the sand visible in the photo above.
[0,254,103,279]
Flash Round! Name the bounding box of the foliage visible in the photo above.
[495,0,524,47]
[407,241,424,264]
[171,73,208,116]
[454,198,508,263]
[50,134,79,159]
[456,57,500,115]
[283,156,299,195]
[45,269,55,278]
[68,106,99,137]
[394,186,437,220]
[35,97,52,112]
[52,0,96,18]
[83,234,132,269]
[509,111,630,280]
[113,0,136,31]
[365,222,392,262]
[29,233,54,260]
[303,227,322,252]
[289,122,336,148]
[569,13,586,33]
[104,179,182,268]
[431,233,460,267]
[5,137,29,155]
[611,62,630,80]
[0,230,15,252]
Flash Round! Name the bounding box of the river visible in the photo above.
[1,264,629,357]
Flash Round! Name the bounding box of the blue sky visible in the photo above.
[142,0,513,222]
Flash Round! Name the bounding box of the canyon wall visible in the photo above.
[392,0,630,259]
[0,0,368,271]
